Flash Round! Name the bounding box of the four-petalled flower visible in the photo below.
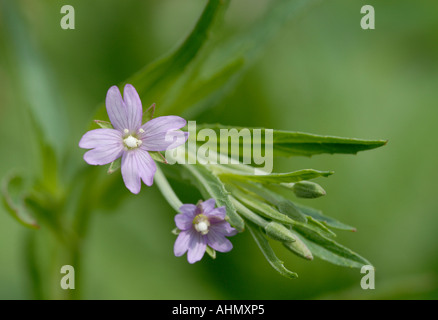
[174,198,238,263]
[79,84,188,194]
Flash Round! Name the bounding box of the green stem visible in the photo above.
[230,196,269,228]
[154,165,183,211]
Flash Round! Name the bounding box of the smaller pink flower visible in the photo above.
[79,84,188,194]
[174,199,238,264]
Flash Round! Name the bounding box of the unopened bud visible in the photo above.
[283,235,313,260]
[265,222,297,243]
[292,181,326,199]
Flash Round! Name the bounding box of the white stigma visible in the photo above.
[124,129,129,134]
[196,222,209,234]
[138,128,145,134]
[123,135,142,149]
[193,214,210,235]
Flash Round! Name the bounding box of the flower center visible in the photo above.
[123,135,142,149]
[193,214,210,235]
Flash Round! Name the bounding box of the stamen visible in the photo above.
[124,129,129,134]
[139,128,145,134]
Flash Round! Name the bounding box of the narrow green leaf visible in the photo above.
[231,180,307,223]
[306,216,337,238]
[229,186,294,225]
[219,169,333,184]
[264,221,297,243]
[294,202,356,232]
[231,197,268,228]
[195,124,387,158]
[293,224,370,268]
[247,222,298,279]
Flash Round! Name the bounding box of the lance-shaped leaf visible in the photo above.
[247,222,298,279]
[294,202,356,232]
[182,164,244,231]
[231,180,308,223]
[306,216,337,238]
[293,224,370,268]
[219,168,333,184]
[229,186,294,225]
[194,124,387,158]
[231,197,269,228]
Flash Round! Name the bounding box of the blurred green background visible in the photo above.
[1,0,437,299]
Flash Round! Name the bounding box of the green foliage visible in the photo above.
[195,124,387,158]
[247,222,298,279]
[293,231,370,268]
[0,0,388,291]
[218,168,333,183]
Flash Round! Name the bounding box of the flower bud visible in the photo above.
[291,181,326,199]
[264,222,297,243]
[283,236,313,260]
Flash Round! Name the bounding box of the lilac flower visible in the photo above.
[79,84,188,194]
[174,198,238,264]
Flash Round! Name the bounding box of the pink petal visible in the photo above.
[106,86,131,132]
[204,207,226,223]
[140,116,187,137]
[121,149,157,194]
[83,144,123,165]
[175,213,194,231]
[200,198,216,214]
[174,230,192,257]
[139,116,187,151]
[206,227,233,253]
[179,204,198,217]
[141,130,188,152]
[79,128,122,149]
[123,84,143,131]
[187,232,207,264]
[210,221,238,237]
